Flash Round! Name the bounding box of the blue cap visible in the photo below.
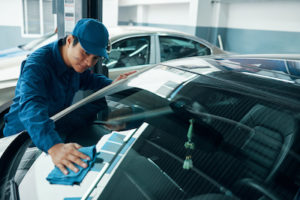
[72,18,109,59]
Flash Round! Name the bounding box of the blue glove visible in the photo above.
[46,145,98,185]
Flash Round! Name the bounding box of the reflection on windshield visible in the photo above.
[89,74,298,200]
[127,65,196,98]
[218,58,300,84]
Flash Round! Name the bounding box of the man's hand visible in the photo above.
[112,71,136,84]
[48,143,91,175]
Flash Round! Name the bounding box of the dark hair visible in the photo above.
[62,35,79,46]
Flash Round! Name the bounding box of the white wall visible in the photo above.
[0,0,120,28]
[119,6,137,23]
[193,1,300,32]
[103,0,119,27]
[119,0,190,6]
[0,0,22,26]
[118,0,196,34]
[118,0,194,25]
[226,1,300,32]
[145,3,189,25]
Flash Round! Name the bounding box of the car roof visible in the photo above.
[108,25,214,45]
[109,25,190,37]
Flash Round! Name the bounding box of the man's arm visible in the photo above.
[18,64,90,174]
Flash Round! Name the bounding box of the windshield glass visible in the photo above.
[19,65,300,200]
[94,76,299,200]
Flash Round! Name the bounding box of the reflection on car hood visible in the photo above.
[0,47,29,59]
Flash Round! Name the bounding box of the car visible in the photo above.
[0,55,299,200]
[0,26,226,88]
[0,32,58,89]
[104,26,226,79]
[0,32,58,119]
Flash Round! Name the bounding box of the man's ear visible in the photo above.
[66,35,74,47]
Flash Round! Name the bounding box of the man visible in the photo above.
[3,18,134,175]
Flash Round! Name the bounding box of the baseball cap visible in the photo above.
[72,18,109,59]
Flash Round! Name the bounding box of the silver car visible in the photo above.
[0,26,226,85]
[105,26,226,79]
[0,26,226,119]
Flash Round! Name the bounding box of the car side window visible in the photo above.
[105,36,151,69]
[159,36,211,62]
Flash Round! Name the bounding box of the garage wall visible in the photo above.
[103,0,119,27]
[143,3,195,35]
[194,0,300,54]
[226,2,300,32]
[119,0,300,54]
[145,4,188,25]
[0,0,22,26]
[1,0,300,54]
[119,6,137,24]
[0,0,34,50]
[119,0,196,35]
[220,1,300,53]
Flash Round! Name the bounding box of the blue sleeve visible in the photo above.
[79,70,112,91]
[18,63,63,152]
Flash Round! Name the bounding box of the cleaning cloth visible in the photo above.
[46,145,98,185]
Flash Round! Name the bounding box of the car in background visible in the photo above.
[0,26,226,88]
[0,55,299,200]
[0,26,227,127]
[0,32,58,89]
[104,26,226,79]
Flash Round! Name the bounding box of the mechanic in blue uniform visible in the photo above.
[3,18,134,175]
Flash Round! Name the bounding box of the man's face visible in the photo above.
[66,36,100,73]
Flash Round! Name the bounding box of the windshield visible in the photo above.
[19,65,300,200]
[95,77,299,200]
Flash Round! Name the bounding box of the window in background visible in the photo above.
[22,0,56,37]
[105,36,151,69]
[159,36,211,62]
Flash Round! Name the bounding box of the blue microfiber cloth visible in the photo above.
[46,145,98,185]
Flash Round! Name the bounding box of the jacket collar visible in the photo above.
[52,39,73,76]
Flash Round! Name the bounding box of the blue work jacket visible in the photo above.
[3,39,112,152]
